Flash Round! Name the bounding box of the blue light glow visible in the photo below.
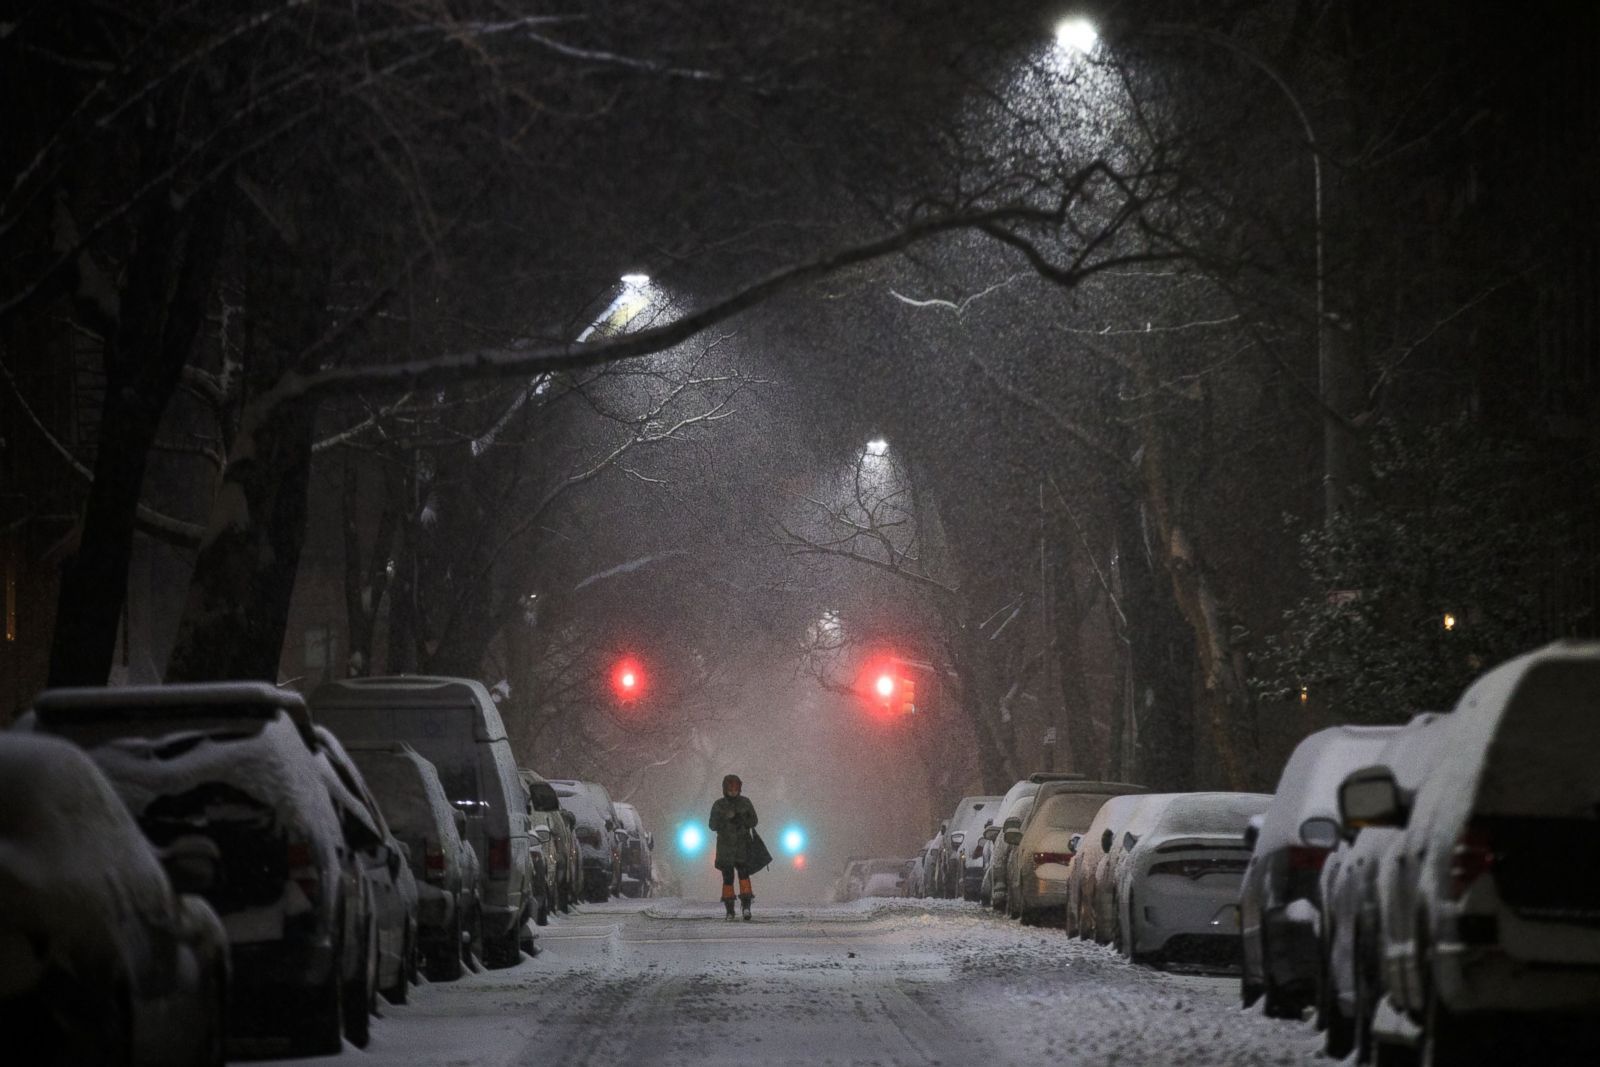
[679,824,705,854]
[781,826,805,854]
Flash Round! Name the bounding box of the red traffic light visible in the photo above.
[611,658,644,702]
[860,660,916,715]
[874,673,895,699]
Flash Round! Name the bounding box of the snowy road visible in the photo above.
[259,899,1318,1066]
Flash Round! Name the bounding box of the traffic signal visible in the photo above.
[611,658,644,702]
[867,666,916,715]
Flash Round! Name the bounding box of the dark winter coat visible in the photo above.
[708,794,759,870]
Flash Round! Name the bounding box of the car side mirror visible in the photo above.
[1243,814,1263,850]
[1068,833,1082,855]
[535,826,552,843]
[453,808,468,835]
[645,832,654,850]
[1101,828,1114,854]
[983,825,1000,841]
[1299,816,1341,850]
[561,810,576,828]
[160,835,222,896]
[606,819,616,832]
[1003,828,1022,845]
[1339,766,1407,831]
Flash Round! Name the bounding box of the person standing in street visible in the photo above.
[708,774,763,920]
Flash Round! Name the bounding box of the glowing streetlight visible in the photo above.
[678,824,705,855]
[865,438,889,457]
[1443,613,1457,632]
[1054,17,1099,55]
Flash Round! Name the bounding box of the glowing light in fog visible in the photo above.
[678,824,705,854]
[793,854,806,870]
[875,674,895,698]
[781,827,805,854]
[1055,17,1099,55]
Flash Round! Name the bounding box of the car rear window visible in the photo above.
[1038,792,1120,831]
[316,704,481,804]
[1477,659,1600,818]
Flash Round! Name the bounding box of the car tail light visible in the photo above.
[1032,851,1074,866]
[487,835,511,876]
[287,840,320,902]
[425,843,447,884]
[1287,846,1330,873]
[972,842,984,860]
[1448,823,1495,899]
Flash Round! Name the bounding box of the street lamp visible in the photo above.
[1053,17,1343,523]
[865,438,888,457]
[1055,17,1099,55]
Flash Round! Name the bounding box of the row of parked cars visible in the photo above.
[1,674,655,1064]
[893,640,1599,1063]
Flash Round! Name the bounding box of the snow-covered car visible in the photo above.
[1065,792,1154,940]
[1356,642,1600,1064]
[554,808,581,910]
[520,769,570,916]
[313,726,420,1005]
[980,780,1038,908]
[859,858,909,898]
[1,732,230,1067]
[923,822,950,897]
[29,682,372,1055]
[1116,791,1272,967]
[1311,713,1448,1059]
[309,676,536,969]
[992,796,1039,916]
[1239,723,1400,1018]
[351,743,481,981]
[551,780,620,902]
[942,794,1002,901]
[905,836,940,897]
[1005,781,1149,925]
[614,801,654,897]
[834,858,870,902]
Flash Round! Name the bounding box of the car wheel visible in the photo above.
[381,924,410,1005]
[1353,926,1379,1064]
[296,942,343,1056]
[196,968,227,1067]
[342,922,372,1048]
[483,923,522,969]
[427,909,465,982]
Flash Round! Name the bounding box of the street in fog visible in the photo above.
[266,900,1313,1067]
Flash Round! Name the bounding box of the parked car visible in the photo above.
[555,809,581,910]
[29,682,371,1055]
[310,676,536,968]
[520,768,571,917]
[1239,723,1399,1017]
[312,726,419,1007]
[614,801,654,897]
[551,780,620,902]
[981,778,1064,908]
[1,732,230,1067]
[1066,792,1153,940]
[994,795,1038,916]
[1005,780,1149,924]
[942,795,1002,901]
[1313,713,1449,1059]
[1115,791,1272,967]
[350,742,481,981]
[859,858,909,898]
[905,836,940,897]
[1354,642,1600,1065]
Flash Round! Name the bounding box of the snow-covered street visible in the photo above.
[262,898,1317,1067]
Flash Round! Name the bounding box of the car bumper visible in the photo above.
[1434,942,1600,1015]
[1132,875,1246,956]
[416,883,455,930]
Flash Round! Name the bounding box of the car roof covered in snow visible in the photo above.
[548,778,616,813]
[947,795,1002,836]
[33,681,310,735]
[1372,712,1452,796]
[1148,792,1273,840]
[1259,725,1401,853]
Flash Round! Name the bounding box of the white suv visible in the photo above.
[1347,642,1600,1064]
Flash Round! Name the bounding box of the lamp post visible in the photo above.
[1056,18,1348,523]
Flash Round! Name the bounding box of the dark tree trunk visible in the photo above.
[47,194,223,686]
[341,455,401,677]
[164,398,316,682]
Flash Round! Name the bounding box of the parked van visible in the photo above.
[309,676,533,968]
